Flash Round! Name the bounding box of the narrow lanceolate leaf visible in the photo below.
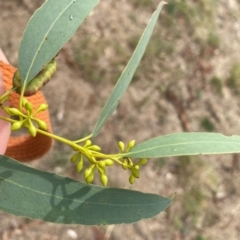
[126,133,240,158]
[91,2,167,137]
[19,0,99,84]
[0,155,171,225]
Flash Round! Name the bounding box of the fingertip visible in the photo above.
[0,48,9,64]
[0,120,11,154]
[0,52,11,154]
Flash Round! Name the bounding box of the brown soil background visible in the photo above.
[1,0,240,239]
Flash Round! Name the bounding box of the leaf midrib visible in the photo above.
[129,138,240,155]
[24,1,73,83]
[0,175,161,207]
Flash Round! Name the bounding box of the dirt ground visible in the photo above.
[1,0,240,239]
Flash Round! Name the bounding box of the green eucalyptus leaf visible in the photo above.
[0,155,171,225]
[19,0,99,84]
[91,1,167,137]
[126,132,240,158]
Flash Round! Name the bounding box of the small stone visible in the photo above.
[66,229,78,239]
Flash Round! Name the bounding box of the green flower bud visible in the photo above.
[76,157,83,173]
[118,141,125,152]
[132,166,139,178]
[137,158,148,165]
[100,174,108,186]
[134,165,139,170]
[86,172,94,184]
[87,145,101,151]
[37,103,49,112]
[97,161,106,168]
[122,158,128,170]
[84,140,92,147]
[6,108,24,116]
[84,165,95,179]
[11,121,23,131]
[22,98,28,107]
[25,102,33,112]
[35,119,47,130]
[103,159,114,166]
[28,121,37,137]
[126,140,135,152]
[129,174,135,184]
[71,153,79,163]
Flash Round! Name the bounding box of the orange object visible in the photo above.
[0,61,53,162]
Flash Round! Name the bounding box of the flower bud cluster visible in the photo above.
[71,140,114,186]
[127,158,148,184]
[71,139,149,186]
[118,140,148,184]
[3,98,48,137]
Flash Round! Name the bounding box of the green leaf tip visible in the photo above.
[91,1,167,137]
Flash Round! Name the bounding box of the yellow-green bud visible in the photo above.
[28,121,37,137]
[35,119,47,130]
[11,121,23,131]
[97,161,106,168]
[25,101,33,112]
[84,165,95,179]
[129,174,135,184]
[37,103,49,112]
[87,145,101,151]
[86,172,94,184]
[137,158,148,165]
[76,158,83,172]
[134,165,139,170]
[84,140,92,147]
[118,141,125,152]
[126,140,135,152]
[132,167,139,178]
[100,174,108,186]
[71,153,79,163]
[22,98,28,107]
[122,158,128,170]
[6,108,24,116]
[103,159,114,166]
